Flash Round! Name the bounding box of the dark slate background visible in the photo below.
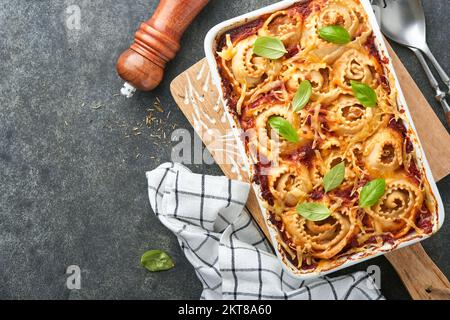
[0,0,448,300]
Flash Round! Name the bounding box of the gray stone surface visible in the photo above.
[0,0,448,300]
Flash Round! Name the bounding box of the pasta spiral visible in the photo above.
[366,177,424,238]
[282,207,357,262]
[268,164,313,208]
[231,35,269,88]
[327,95,376,136]
[332,49,377,92]
[249,105,302,160]
[259,10,303,45]
[300,0,371,64]
[363,128,403,176]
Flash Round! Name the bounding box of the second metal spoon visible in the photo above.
[378,0,450,126]
[410,47,450,126]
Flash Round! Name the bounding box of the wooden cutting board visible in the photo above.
[170,45,450,299]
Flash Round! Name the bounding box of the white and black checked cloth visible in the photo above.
[146,163,384,300]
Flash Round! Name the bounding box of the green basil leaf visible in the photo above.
[323,162,345,193]
[318,25,351,44]
[296,202,331,222]
[350,80,378,108]
[141,250,174,272]
[253,36,287,59]
[292,80,312,112]
[268,116,299,143]
[359,179,386,208]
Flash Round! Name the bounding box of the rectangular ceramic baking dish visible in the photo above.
[204,0,445,279]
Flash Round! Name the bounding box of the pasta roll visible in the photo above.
[327,95,376,136]
[332,49,376,92]
[231,35,269,88]
[268,164,313,207]
[363,127,403,176]
[283,62,340,103]
[300,0,371,64]
[282,208,357,261]
[317,1,368,40]
[259,10,302,45]
[248,104,301,160]
[366,177,424,238]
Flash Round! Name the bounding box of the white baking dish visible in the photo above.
[204,0,445,279]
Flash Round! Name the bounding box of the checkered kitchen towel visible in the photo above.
[146,163,383,300]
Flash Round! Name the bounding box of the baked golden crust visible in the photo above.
[215,0,438,273]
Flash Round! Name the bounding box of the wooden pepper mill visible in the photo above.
[116,0,210,97]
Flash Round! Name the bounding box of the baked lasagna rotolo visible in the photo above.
[213,0,440,274]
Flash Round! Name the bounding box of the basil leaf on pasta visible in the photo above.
[268,116,299,142]
[351,80,377,107]
[296,203,331,221]
[141,250,175,272]
[292,80,312,112]
[318,25,351,44]
[323,162,345,193]
[359,179,386,208]
[253,36,287,59]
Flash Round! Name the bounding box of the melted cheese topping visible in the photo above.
[215,0,438,274]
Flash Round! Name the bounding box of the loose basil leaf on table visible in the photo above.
[253,36,287,59]
[350,80,378,108]
[268,116,299,143]
[141,250,175,272]
[296,202,331,221]
[359,179,386,208]
[318,25,351,44]
[323,162,345,193]
[292,80,312,112]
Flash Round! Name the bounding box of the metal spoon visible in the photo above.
[378,0,450,126]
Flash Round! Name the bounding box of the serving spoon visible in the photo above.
[376,0,450,127]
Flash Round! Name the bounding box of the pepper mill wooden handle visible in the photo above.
[116,0,210,97]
